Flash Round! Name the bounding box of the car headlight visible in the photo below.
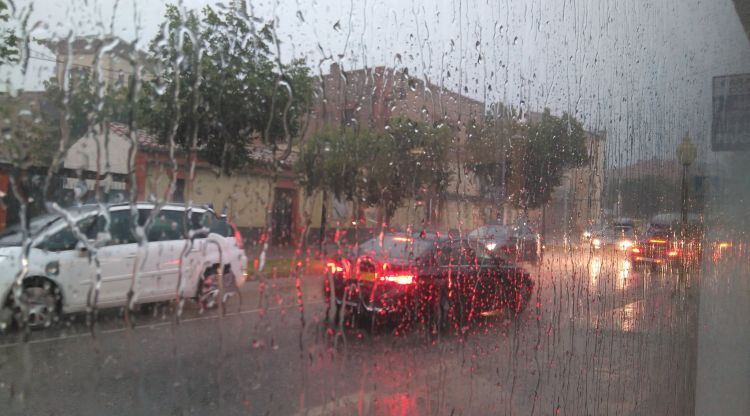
[592,238,601,248]
[618,240,633,250]
[583,231,591,239]
[486,242,497,251]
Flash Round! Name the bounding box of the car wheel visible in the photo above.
[19,284,60,330]
[198,268,220,310]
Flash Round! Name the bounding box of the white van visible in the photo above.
[0,203,248,330]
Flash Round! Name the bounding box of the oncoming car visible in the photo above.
[590,223,636,252]
[0,203,248,331]
[324,233,534,332]
[468,223,542,264]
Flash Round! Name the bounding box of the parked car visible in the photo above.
[630,213,703,269]
[0,203,248,330]
[468,224,542,263]
[324,233,534,332]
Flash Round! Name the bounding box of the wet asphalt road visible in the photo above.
[0,248,701,415]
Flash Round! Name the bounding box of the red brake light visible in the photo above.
[649,238,667,244]
[232,225,244,249]
[376,263,415,285]
[631,247,641,254]
[668,250,679,257]
[379,274,415,285]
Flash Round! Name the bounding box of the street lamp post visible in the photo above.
[676,133,697,287]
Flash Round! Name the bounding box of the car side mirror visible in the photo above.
[75,240,89,257]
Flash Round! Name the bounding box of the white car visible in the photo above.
[0,203,248,330]
[590,225,636,251]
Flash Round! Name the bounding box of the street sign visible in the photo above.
[712,74,750,151]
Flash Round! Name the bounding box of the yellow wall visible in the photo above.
[191,169,273,227]
[144,164,274,228]
[145,161,492,233]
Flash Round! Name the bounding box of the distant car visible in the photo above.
[0,203,248,330]
[591,224,636,251]
[468,224,542,264]
[704,225,738,261]
[324,233,534,331]
[630,213,703,268]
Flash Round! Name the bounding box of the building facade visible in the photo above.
[302,63,490,233]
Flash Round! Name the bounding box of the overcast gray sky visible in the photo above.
[4,0,750,164]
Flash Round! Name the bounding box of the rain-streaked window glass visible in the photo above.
[0,0,749,414]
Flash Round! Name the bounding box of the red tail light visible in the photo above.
[649,238,667,244]
[377,263,416,285]
[631,247,641,254]
[667,249,680,257]
[232,224,244,250]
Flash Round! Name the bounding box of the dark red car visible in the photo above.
[324,233,534,332]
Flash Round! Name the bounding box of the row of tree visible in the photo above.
[298,108,590,225]
[296,118,452,224]
[467,107,589,211]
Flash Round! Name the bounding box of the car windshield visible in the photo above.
[359,236,436,261]
[613,226,635,238]
[469,225,512,240]
[0,213,61,246]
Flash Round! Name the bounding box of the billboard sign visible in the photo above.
[712,73,750,151]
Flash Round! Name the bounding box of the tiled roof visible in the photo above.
[108,122,167,151]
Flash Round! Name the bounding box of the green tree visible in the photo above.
[508,108,588,210]
[298,118,452,226]
[467,105,525,200]
[43,73,131,142]
[297,127,362,201]
[0,98,56,167]
[0,0,18,65]
[371,117,452,222]
[0,70,129,168]
[144,3,314,172]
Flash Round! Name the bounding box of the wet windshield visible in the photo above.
[0,1,748,415]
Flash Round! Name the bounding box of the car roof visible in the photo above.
[107,202,209,211]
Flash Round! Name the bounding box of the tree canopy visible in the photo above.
[506,109,589,210]
[142,3,314,173]
[0,0,18,65]
[297,118,452,224]
[467,105,525,200]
